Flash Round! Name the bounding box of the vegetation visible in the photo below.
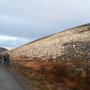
[10,58,90,90]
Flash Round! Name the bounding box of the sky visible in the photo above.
[0,0,90,49]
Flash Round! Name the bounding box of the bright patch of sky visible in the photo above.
[0,34,30,49]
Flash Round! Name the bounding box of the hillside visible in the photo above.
[10,24,90,62]
[0,47,8,53]
[4,24,90,90]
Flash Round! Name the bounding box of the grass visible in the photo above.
[10,58,90,90]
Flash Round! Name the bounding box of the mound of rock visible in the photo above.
[10,24,90,61]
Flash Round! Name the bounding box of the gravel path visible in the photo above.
[0,66,24,90]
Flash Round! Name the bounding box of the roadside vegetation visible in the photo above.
[10,57,90,90]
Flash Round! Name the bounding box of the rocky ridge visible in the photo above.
[9,24,90,61]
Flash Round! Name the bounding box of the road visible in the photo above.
[0,66,23,90]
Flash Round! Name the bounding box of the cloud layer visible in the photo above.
[0,0,90,48]
[0,35,30,48]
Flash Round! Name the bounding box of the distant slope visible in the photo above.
[0,47,8,53]
[9,23,90,61]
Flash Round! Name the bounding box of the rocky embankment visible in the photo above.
[3,24,90,90]
[10,24,90,62]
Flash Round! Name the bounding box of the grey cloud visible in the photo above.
[0,0,90,48]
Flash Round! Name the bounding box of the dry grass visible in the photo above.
[10,58,90,90]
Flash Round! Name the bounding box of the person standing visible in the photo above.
[0,55,2,66]
[3,55,6,65]
[6,54,10,67]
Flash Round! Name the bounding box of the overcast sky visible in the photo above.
[0,0,90,49]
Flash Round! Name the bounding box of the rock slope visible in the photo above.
[10,24,90,61]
